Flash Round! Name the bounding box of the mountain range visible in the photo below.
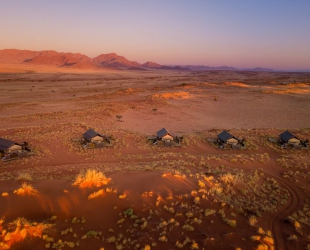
[0,49,273,71]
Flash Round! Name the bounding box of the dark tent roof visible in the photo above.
[83,129,105,140]
[157,128,173,138]
[279,131,297,141]
[217,131,234,142]
[0,138,16,152]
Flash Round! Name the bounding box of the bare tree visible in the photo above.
[116,115,122,121]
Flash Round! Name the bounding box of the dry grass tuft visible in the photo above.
[249,216,257,226]
[0,217,52,249]
[151,92,191,100]
[15,173,33,182]
[88,189,105,200]
[224,82,250,88]
[13,182,38,196]
[261,236,274,246]
[255,244,268,250]
[73,169,111,188]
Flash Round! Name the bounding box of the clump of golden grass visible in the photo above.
[175,237,191,248]
[106,187,117,193]
[249,216,257,226]
[224,82,249,88]
[205,209,216,217]
[119,193,127,199]
[255,244,269,250]
[182,224,194,231]
[151,92,190,100]
[0,217,52,249]
[73,169,111,188]
[13,182,38,196]
[2,192,9,197]
[15,172,33,182]
[287,234,298,241]
[251,228,275,250]
[88,189,104,200]
[158,235,168,242]
[191,241,199,250]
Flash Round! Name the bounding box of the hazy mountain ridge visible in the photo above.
[0,49,189,70]
[93,53,141,68]
[251,67,273,71]
[0,49,273,71]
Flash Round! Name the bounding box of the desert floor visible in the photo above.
[0,67,310,250]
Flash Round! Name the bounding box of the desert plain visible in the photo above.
[0,65,310,250]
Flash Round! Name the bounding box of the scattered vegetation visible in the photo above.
[88,189,105,200]
[13,182,38,196]
[15,172,33,182]
[0,217,52,249]
[73,169,111,188]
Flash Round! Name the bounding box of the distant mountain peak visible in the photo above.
[142,61,163,68]
[0,48,275,71]
[93,53,141,68]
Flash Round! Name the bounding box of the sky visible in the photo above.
[0,1,310,70]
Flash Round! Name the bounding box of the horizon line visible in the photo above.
[1,48,309,72]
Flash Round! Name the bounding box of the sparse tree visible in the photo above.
[116,115,122,121]
[153,108,157,114]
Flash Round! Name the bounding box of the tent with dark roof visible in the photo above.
[279,131,300,145]
[217,131,238,145]
[156,128,174,141]
[149,128,182,147]
[0,138,22,154]
[80,128,113,148]
[83,129,106,142]
[0,137,31,161]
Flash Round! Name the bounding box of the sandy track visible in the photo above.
[268,176,301,250]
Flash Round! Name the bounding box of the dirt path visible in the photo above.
[268,176,301,250]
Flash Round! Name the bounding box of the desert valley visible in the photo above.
[0,49,310,250]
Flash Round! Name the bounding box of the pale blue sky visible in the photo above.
[1,1,310,70]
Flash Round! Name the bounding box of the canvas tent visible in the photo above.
[216,131,244,149]
[0,138,22,154]
[0,137,31,161]
[279,131,300,145]
[83,129,106,142]
[149,128,182,147]
[156,128,174,141]
[217,131,238,145]
[81,129,113,148]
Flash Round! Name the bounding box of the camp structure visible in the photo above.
[278,131,308,149]
[78,129,114,149]
[148,128,183,147]
[217,130,245,150]
[0,138,32,161]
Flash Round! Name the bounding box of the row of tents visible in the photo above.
[77,128,184,148]
[1,129,308,161]
[211,130,309,150]
[268,130,309,149]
